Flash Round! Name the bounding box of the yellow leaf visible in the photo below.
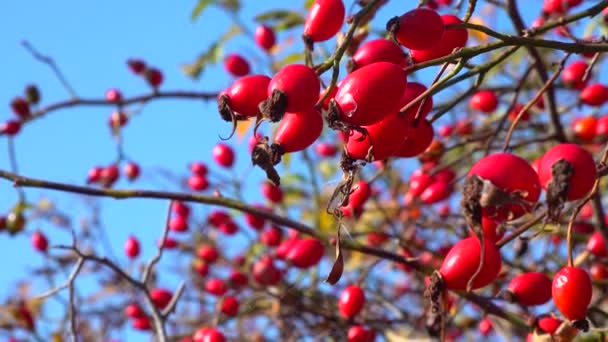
[236,119,253,140]
[469,17,488,42]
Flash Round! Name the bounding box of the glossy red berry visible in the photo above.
[255,25,276,51]
[544,0,583,14]
[479,317,493,337]
[172,201,191,217]
[100,164,120,187]
[419,179,450,204]
[410,15,468,63]
[145,67,164,88]
[169,215,188,232]
[220,296,239,316]
[315,142,338,157]
[132,316,151,331]
[469,217,504,243]
[562,60,589,89]
[596,115,608,140]
[507,103,530,122]
[590,262,608,281]
[252,255,283,285]
[124,161,140,181]
[470,90,498,113]
[127,58,146,74]
[274,108,323,153]
[348,325,375,342]
[507,272,552,306]
[468,153,541,221]
[212,143,235,168]
[124,235,141,259]
[224,53,250,77]
[538,143,597,201]
[439,237,502,290]
[261,181,283,203]
[10,97,30,118]
[229,269,248,287]
[268,64,320,113]
[573,116,598,143]
[393,120,434,158]
[159,237,178,249]
[276,238,300,260]
[339,285,365,318]
[125,303,145,319]
[580,83,608,106]
[31,231,48,253]
[105,88,123,103]
[348,181,371,209]
[286,238,324,268]
[352,39,406,70]
[150,288,173,309]
[397,82,433,122]
[587,232,607,257]
[193,328,226,342]
[345,111,410,161]
[188,175,209,191]
[86,166,103,184]
[261,225,283,247]
[552,266,592,321]
[197,245,219,263]
[394,8,445,50]
[224,75,271,117]
[189,162,208,176]
[336,62,407,126]
[303,0,345,42]
[205,278,227,296]
[538,316,562,334]
[1,120,21,136]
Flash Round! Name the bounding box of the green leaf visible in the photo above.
[254,10,305,31]
[181,24,241,79]
[191,0,215,22]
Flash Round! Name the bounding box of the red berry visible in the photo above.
[188,175,209,191]
[367,232,389,246]
[125,303,145,319]
[544,0,583,14]
[410,15,468,63]
[87,166,103,184]
[208,210,231,227]
[507,103,530,122]
[335,62,407,126]
[105,88,123,103]
[172,201,191,217]
[267,64,320,113]
[537,316,562,334]
[596,115,608,140]
[150,288,173,309]
[348,181,371,209]
[586,232,607,257]
[31,231,48,252]
[507,272,552,306]
[479,317,493,337]
[348,325,375,342]
[261,181,283,203]
[393,120,434,158]
[245,205,267,231]
[538,143,597,201]
[145,67,164,88]
[197,245,219,263]
[261,225,283,247]
[212,143,235,168]
[223,75,271,117]
[562,60,589,89]
[315,142,338,157]
[124,161,140,181]
[189,162,208,176]
[439,237,502,290]
[108,111,128,129]
[581,83,608,106]
[346,110,410,161]
[132,316,151,331]
[409,169,433,197]
[303,0,345,42]
[220,296,239,316]
[229,269,249,287]
[470,90,498,113]
[124,235,141,259]
[286,238,324,268]
[1,120,21,135]
[468,153,541,221]
[255,25,276,51]
[193,260,209,277]
[127,58,146,74]
[394,8,445,50]
[10,97,30,118]
[223,53,250,77]
[193,328,225,342]
[205,278,227,296]
[552,266,592,321]
[276,238,300,260]
[252,255,282,285]
[419,180,450,204]
[573,116,598,143]
[274,108,323,153]
[590,262,608,281]
[339,285,365,318]
[397,82,434,122]
[100,164,120,187]
[438,124,453,137]
[169,215,188,232]
[159,237,178,249]
[573,221,595,234]
[352,39,406,70]
[219,220,239,235]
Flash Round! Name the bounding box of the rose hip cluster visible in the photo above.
[217,1,470,187]
[3,84,41,136]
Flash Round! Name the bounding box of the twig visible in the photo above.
[141,201,173,285]
[22,40,78,98]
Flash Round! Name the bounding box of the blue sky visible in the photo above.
[0,0,579,340]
